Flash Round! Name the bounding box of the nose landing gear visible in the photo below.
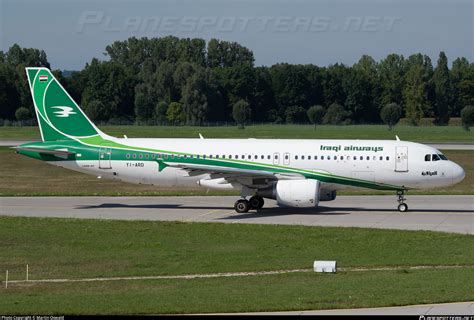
[397,190,408,212]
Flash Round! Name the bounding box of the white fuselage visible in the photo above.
[53,138,465,192]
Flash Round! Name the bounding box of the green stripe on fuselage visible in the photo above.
[19,137,404,191]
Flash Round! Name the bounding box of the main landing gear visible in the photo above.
[234,196,265,213]
[397,190,408,212]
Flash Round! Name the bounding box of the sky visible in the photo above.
[1,0,473,70]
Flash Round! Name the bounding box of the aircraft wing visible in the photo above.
[158,160,304,188]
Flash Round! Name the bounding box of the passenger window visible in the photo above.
[203,155,206,159]
[228,155,232,159]
[254,155,258,159]
[432,154,441,161]
[126,153,130,159]
[315,156,318,160]
[308,155,311,160]
[340,156,344,160]
[248,155,251,159]
[261,155,264,159]
[295,155,298,160]
[380,156,383,161]
[267,155,271,160]
[235,155,238,159]
[285,154,289,160]
[360,156,363,160]
[302,155,305,160]
[386,156,390,160]
[275,155,279,159]
[353,156,357,160]
[366,156,370,160]
[321,156,324,160]
[425,154,431,161]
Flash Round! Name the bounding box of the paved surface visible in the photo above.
[237,301,474,315]
[1,140,473,150]
[1,195,473,234]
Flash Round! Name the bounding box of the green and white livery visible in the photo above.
[17,67,465,213]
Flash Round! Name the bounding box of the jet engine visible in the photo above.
[258,179,320,208]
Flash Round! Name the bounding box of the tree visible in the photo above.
[285,106,307,124]
[15,107,30,127]
[323,103,350,124]
[461,105,474,131]
[433,51,452,124]
[377,54,406,107]
[380,103,401,130]
[180,70,209,125]
[155,101,168,124]
[0,65,21,119]
[232,99,251,129]
[134,83,155,123]
[307,105,325,129]
[404,64,429,125]
[207,39,254,68]
[451,57,474,117]
[166,102,185,125]
[83,100,105,121]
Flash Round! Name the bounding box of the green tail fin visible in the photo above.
[26,67,101,142]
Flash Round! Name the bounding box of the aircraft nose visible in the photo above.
[452,163,465,185]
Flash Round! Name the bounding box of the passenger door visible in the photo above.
[99,147,112,169]
[395,146,408,172]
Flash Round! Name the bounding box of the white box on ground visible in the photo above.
[313,261,337,273]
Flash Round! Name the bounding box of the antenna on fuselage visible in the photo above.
[199,133,204,139]
[395,135,400,141]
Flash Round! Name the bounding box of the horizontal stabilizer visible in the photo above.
[13,146,75,159]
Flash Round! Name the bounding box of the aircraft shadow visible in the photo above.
[75,203,474,216]
[220,206,474,220]
[76,203,230,210]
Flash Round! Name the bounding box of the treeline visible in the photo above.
[0,37,473,126]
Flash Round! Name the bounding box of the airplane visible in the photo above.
[16,67,465,213]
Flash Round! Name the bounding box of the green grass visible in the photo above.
[0,216,473,314]
[1,124,473,142]
[1,269,473,315]
[0,147,472,195]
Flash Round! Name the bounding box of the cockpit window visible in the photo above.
[432,154,441,161]
[425,154,431,161]
[438,154,448,160]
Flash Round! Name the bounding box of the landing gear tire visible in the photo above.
[396,190,408,213]
[398,203,408,212]
[234,199,250,213]
[248,196,264,210]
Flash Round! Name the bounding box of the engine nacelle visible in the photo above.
[275,179,320,208]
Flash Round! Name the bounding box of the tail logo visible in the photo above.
[51,106,77,118]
